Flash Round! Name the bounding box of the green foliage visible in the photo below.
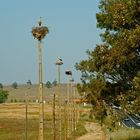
[27,80,32,85]
[72,121,87,138]
[12,82,18,89]
[14,99,17,103]
[110,128,140,140]
[10,99,13,103]
[26,80,32,88]
[76,0,140,127]
[52,79,57,86]
[0,90,8,103]
[45,81,52,88]
[0,83,3,89]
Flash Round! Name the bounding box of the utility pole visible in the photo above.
[32,17,49,140]
[64,100,67,140]
[65,70,72,139]
[70,78,74,133]
[53,94,56,140]
[55,58,63,84]
[25,80,31,140]
[55,58,63,140]
[73,83,77,131]
[25,92,28,140]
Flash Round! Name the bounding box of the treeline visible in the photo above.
[0,79,58,103]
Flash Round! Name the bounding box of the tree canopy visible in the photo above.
[76,0,140,126]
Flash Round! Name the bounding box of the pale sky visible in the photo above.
[0,0,101,85]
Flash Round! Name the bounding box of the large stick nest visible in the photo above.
[32,26,49,41]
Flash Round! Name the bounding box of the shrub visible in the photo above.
[14,99,17,103]
[72,121,87,138]
[0,83,3,89]
[12,82,18,89]
[26,80,32,89]
[46,81,52,88]
[0,90,8,103]
[10,99,13,103]
[52,80,57,86]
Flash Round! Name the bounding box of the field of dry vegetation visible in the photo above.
[4,84,69,103]
[0,103,60,140]
[0,84,86,140]
[2,84,140,140]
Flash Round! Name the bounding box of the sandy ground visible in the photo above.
[76,122,106,140]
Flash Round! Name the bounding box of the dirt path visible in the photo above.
[76,122,106,140]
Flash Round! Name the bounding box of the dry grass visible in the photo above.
[110,128,140,140]
[0,102,83,140]
[0,103,61,119]
[4,84,70,102]
[0,85,83,140]
[0,103,61,140]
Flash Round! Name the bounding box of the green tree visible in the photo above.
[45,81,52,88]
[0,90,8,103]
[26,80,32,89]
[27,80,32,85]
[12,82,18,89]
[0,83,3,90]
[52,79,57,86]
[76,0,140,125]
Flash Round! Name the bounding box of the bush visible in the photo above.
[10,99,13,103]
[14,99,17,103]
[72,121,87,138]
[0,83,3,89]
[46,81,52,88]
[0,90,8,103]
[12,82,18,89]
[52,79,57,86]
[26,80,32,89]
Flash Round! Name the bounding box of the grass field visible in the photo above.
[2,84,140,140]
[110,128,140,140]
[0,102,89,140]
[0,103,59,140]
[0,84,87,140]
[3,84,71,103]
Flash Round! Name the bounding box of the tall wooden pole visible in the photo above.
[70,78,74,139]
[58,65,61,140]
[25,80,31,140]
[71,80,74,133]
[73,84,76,130]
[65,70,72,139]
[53,94,56,140]
[25,92,28,140]
[32,18,49,140]
[67,76,70,138]
[38,42,44,140]
[58,64,61,84]
[64,100,67,140]
[56,58,63,140]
